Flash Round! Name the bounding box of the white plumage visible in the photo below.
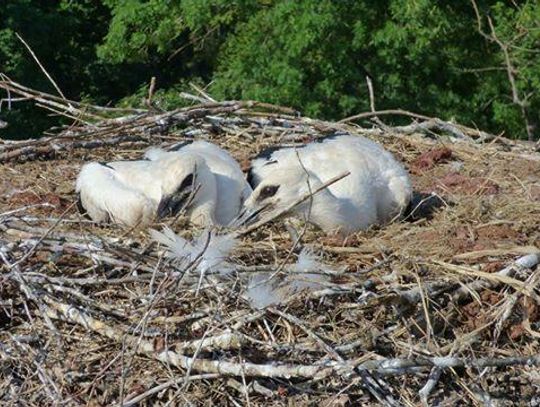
[145,141,252,225]
[76,154,209,227]
[76,141,251,227]
[243,134,412,235]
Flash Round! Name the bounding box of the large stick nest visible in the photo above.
[1,77,539,406]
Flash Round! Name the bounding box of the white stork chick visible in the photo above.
[76,153,217,227]
[242,134,412,236]
[144,140,252,225]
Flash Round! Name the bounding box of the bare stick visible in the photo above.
[340,108,433,123]
[8,202,76,269]
[190,82,217,103]
[340,108,495,141]
[122,374,221,406]
[15,33,70,105]
[366,75,376,113]
[34,295,540,380]
[40,295,333,378]
[270,308,343,362]
[419,367,442,404]
[451,253,540,303]
[357,354,540,374]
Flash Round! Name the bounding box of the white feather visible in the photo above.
[143,147,169,161]
[244,248,331,309]
[150,227,237,276]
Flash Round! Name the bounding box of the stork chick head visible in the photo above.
[156,154,214,221]
[240,165,324,225]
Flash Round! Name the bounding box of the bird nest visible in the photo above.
[1,78,540,406]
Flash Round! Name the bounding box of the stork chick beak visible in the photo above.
[157,171,199,220]
[232,203,272,228]
[157,188,193,219]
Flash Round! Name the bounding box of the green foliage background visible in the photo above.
[1,0,539,140]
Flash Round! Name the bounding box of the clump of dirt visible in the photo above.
[7,191,71,214]
[410,146,453,173]
[476,224,524,242]
[462,290,503,331]
[448,224,524,252]
[482,261,505,273]
[437,172,500,195]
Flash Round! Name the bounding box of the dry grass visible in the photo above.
[1,83,539,406]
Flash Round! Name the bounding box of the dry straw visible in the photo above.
[1,76,539,405]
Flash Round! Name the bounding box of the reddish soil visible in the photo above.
[415,224,525,254]
[6,191,71,215]
[410,147,453,174]
[437,172,499,195]
[462,291,503,330]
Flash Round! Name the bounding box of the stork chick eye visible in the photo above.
[258,185,279,201]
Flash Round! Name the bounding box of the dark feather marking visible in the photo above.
[98,162,115,170]
[263,160,278,166]
[253,145,288,161]
[253,133,349,162]
[403,192,447,221]
[76,193,91,220]
[177,173,194,192]
[247,160,278,188]
[157,173,194,219]
[313,132,349,143]
[246,168,257,188]
[169,140,194,152]
[247,134,348,187]
[247,144,300,188]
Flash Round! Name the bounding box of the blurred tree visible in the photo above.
[0,1,112,138]
[471,1,540,140]
[211,0,375,118]
[211,0,540,139]
[0,0,538,140]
